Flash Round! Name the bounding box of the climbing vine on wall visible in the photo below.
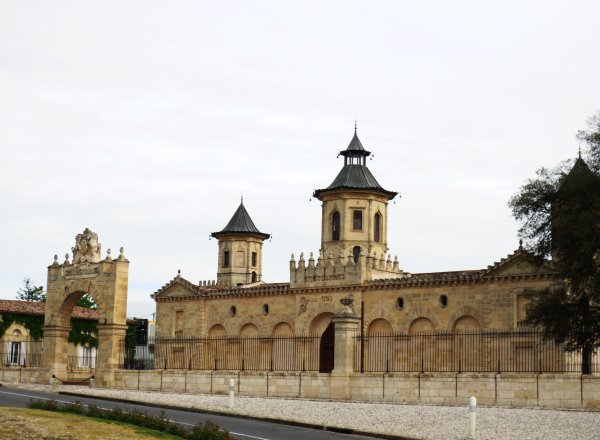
[0,314,45,340]
[0,313,98,347]
[68,320,98,348]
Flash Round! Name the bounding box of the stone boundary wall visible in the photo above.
[349,373,600,408]
[2,368,599,409]
[107,370,600,409]
[0,368,45,385]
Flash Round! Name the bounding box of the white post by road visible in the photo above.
[469,396,477,439]
[51,375,60,393]
[228,378,235,409]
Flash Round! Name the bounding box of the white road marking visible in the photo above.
[0,389,77,405]
[228,432,272,440]
[0,389,272,440]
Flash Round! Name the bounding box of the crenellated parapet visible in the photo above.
[198,279,219,288]
[289,249,407,288]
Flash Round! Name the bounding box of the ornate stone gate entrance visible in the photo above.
[43,229,129,387]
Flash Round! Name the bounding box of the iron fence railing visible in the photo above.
[2,331,598,374]
[1,340,44,368]
[67,356,96,372]
[1,352,43,368]
[354,329,600,373]
[119,335,322,372]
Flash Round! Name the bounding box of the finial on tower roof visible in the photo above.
[579,145,582,159]
[354,119,358,133]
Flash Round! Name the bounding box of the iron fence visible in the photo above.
[67,356,96,373]
[119,335,322,371]
[354,329,600,373]
[1,340,44,368]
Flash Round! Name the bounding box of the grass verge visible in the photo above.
[0,407,182,439]
[28,399,234,440]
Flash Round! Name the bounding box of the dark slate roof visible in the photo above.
[314,164,397,199]
[558,155,600,196]
[566,156,592,179]
[0,299,98,321]
[211,201,270,240]
[327,164,386,190]
[314,130,397,199]
[340,131,370,156]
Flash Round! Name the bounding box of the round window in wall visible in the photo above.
[229,305,237,317]
[262,304,269,315]
[439,294,449,308]
[396,297,405,310]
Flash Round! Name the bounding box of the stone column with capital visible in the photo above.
[330,298,361,399]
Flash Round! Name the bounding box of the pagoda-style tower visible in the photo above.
[211,199,270,287]
[313,127,397,262]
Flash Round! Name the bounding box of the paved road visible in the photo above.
[0,386,387,440]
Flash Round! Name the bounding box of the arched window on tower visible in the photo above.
[374,212,381,242]
[332,211,340,241]
[352,246,361,264]
[223,251,230,268]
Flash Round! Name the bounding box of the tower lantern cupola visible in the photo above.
[340,127,371,166]
[313,127,398,263]
[211,199,270,287]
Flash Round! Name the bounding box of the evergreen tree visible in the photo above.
[509,113,600,374]
[16,277,46,302]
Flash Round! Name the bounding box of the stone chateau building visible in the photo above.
[152,129,558,363]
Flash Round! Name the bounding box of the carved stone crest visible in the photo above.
[72,228,101,264]
[298,297,308,316]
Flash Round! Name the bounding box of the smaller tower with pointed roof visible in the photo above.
[211,199,270,287]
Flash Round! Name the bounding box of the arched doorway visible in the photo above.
[319,322,335,372]
[43,229,129,386]
[308,312,334,373]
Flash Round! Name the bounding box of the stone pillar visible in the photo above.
[330,301,361,399]
[41,325,71,381]
[95,323,128,387]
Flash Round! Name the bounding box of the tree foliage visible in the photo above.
[76,294,97,310]
[577,112,600,172]
[16,277,45,302]
[509,111,600,373]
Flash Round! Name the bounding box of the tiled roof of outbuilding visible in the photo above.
[0,299,98,320]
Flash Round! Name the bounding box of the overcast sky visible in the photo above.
[1,1,599,319]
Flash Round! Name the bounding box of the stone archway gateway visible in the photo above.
[43,228,129,387]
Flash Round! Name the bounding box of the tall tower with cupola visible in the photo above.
[313,127,397,263]
[211,199,270,287]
